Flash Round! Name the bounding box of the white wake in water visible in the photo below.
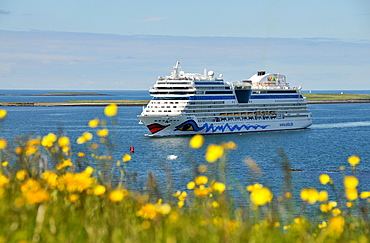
[312,121,370,129]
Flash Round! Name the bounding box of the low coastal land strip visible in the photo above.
[0,93,370,106]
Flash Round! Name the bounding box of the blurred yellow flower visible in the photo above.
[195,175,208,185]
[88,118,99,128]
[205,144,224,163]
[0,174,10,187]
[41,133,57,147]
[194,185,212,198]
[333,208,342,216]
[58,136,70,148]
[1,161,8,167]
[16,170,27,181]
[77,152,86,157]
[0,138,7,150]
[345,188,358,201]
[156,203,171,215]
[318,190,328,202]
[318,221,327,229]
[343,176,358,189]
[77,132,93,144]
[250,186,273,206]
[0,109,7,119]
[69,194,79,202]
[109,189,127,202]
[189,134,204,149]
[123,154,132,162]
[41,171,58,189]
[360,191,370,199]
[94,185,106,195]
[319,174,331,185]
[57,159,73,170]
[213,182,226,194]
[187,181,195,190]
[300,188,319,204]
[328,216,344,235]
[104,104,118,117]
[347,155,360,166]
[97,129,109,137]
[137,203,157,219]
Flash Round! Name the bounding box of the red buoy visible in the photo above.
[129,145,134,153]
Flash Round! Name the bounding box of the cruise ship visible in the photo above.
[138,61,312,137]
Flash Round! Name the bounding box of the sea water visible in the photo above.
[0,90,370,199]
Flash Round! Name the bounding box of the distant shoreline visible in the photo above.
[1,99,370,107]
[1,93,370,106]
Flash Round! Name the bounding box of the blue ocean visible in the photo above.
[0,90,369,199]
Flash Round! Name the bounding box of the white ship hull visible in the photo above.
[138,115,312,137]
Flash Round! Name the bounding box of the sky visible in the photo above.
[0,0,370,90]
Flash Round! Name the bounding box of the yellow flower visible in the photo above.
[332,208,342,216]
[194,185,212,198]
[57,172,93,193]
[319,174,331,185]
[343,176,358,189]
[347,155,360,166]
[250,186,273,206]
[88,118,99,128]
[137,203,157,219]
[85,166,94,175]
[345,188,358,201]
[58,136,70,148]
[300,188,319,204]
[69,194,79,202]
[212,182,226,194]
[41,171,58,189]
[187,181,196,190]
[56,159,73,170]
[0,138,7,150]
[104,104,118,117]
[205,144,224,163]
[156,203,171,215]
[77,152,85,157]
[77,132,93,144]
[318,221,327,229]
[16,170,27,181]
[0,109,7,119]
[97,129,109,137]
[109,190,126,202]
[328,216,345,235]
[94,185,106,195]
[41,133,57,147]
[360,191,370,199]
[189,134,204,149]
[123,154,132,162]
[195,175,208,185]
[0,174,10,187]
[1,161,8,167]
[318,190,328,202]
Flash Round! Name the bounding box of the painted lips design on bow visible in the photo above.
[147,123,170,134]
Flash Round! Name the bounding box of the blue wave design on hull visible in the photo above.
[175,120,270,133]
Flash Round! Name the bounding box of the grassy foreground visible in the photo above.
[0,106,369,242]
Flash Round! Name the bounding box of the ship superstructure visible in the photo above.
[138,61,312,137]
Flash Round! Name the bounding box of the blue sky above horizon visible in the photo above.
[0,0,369,90]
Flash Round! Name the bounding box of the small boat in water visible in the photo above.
[138,61,312,137]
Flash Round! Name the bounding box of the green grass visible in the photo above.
[303,93,370,101]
